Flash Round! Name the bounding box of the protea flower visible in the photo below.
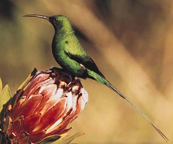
[0,67,88,144]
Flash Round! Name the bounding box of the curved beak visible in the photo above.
[23,14,49,21]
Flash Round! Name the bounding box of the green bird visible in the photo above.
[24,14,168,141]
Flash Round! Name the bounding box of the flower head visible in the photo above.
[1,68,88,143]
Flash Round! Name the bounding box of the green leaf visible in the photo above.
[0,85,12,112]
[2,116,10,134]
[53,132,84,144]
[37,135,61,144]
[37,132,84,144]
[0,78,2,95]
[0,131,11,144]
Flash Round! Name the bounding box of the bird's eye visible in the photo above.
[55,18,58,21]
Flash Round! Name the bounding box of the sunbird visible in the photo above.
[24,14,168,142]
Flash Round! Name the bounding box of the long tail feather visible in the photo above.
[108,84,169,142]
[87,69,169,142]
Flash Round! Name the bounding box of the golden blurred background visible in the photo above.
[0,0,173,143]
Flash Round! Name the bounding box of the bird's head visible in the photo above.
[23,14,71,30]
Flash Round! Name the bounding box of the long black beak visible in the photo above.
[23,14,49,21]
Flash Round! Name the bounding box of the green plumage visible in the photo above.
[51,15,107,84]
[24,14,168,142]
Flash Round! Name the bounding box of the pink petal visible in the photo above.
[45,92,86,136]
[44,118,72,137]
[23,113,41,133]
[44,127,72,138]
[16,94,42,118]
[44,102,79,136]
[33,97,67,132]
[29,130,45,143]
[11,97,26,119]
[39,88,63,115]
[16,132,29,144]
[68,90,88,122]
[35,84,57,113]
[78,88,88,111]
[23,74,50,98]
[12,118,22,135]
[40,84,57,96]
[60,95,82,126]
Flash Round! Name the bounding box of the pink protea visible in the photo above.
[1,68,88,144]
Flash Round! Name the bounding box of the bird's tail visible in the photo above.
[87,69,169,142]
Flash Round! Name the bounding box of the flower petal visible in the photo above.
[23,113,41,133]
[23,74,50,98]
[11,118,21,135]
[16,94,42,118]
[35,84,57,113]
[33,97,67,132]
[44,90,88,136]
[29,130,45,143]
[15,132,30,144]
[79,88,88,111]
[39,88,63,115]
[44,118,71,137]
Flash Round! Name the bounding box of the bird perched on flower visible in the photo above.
[23,14,169,142]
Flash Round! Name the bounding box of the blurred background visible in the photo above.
[0,0,173,143]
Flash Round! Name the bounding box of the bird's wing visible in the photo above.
[64,50,105,78]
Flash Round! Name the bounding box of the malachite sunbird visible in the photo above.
[24,14,168,142]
